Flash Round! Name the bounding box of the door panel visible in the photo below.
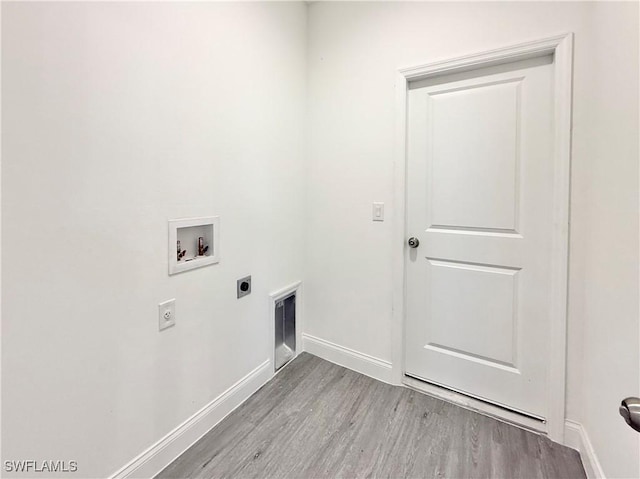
[405,55,554,418]
[430,79,520,231]
[426,259,519,368]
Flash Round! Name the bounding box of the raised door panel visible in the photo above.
[425,259,519,370]
[428,79,521,233]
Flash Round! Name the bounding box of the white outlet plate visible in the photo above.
[158,299,176,331]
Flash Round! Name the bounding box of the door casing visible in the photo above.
[391,33,574,443]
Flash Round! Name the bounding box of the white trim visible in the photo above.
[109,360,272,479]
[391,68,409,387]
[302,333,393,384]
[545,32,574,443]
[269,281,302,373]
[564,420,606,479]
[399,34,571,81]
[392,33,574,441]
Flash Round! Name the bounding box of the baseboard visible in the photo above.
[564,420,606,479]
[302,333,393,384]
[109,360,273,479]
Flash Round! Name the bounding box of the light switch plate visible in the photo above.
[158,299,176,331]
[372,202,384,221]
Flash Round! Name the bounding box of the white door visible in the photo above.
[405,55,554,419]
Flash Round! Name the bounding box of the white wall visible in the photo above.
[3,2,639,478]
[2,2,306,477]
[305,2,639,477]
[579,3,640,478]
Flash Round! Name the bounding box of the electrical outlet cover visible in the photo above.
[237,276,252,299]
[158,299,176,331]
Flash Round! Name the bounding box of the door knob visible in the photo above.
[408,237,420,248]
[619,397,640,432]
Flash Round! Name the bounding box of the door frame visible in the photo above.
[391,33,574,443]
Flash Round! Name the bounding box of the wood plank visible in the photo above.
[156,353,585,479]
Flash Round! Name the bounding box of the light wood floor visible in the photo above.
[157,353,585,479]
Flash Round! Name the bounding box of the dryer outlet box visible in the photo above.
[237,276,252,298]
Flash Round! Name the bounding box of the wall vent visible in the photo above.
[275,292,296,371]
